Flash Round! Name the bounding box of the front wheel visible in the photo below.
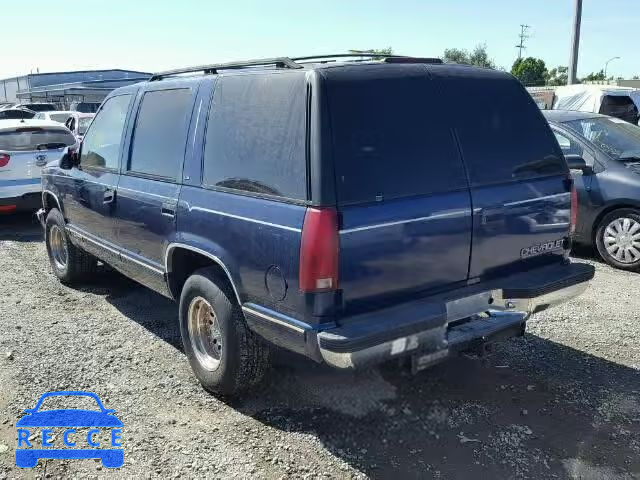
[178,267,271,396]
[595,209,640,271]
[45,208,96,283]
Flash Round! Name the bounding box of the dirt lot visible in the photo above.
[1,213,639,479]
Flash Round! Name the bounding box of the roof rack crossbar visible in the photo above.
[291,53,409,62]
[150,57,302,81]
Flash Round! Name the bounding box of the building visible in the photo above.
[0,69,151,109]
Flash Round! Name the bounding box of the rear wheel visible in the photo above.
[179,267,271,396]
[45,208,96,283]
[595,209,640,271]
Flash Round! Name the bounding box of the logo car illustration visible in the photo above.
[15,391,123,468]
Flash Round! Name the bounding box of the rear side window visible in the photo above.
[203,72,307,200]
[323,65,467,205]
[0,127,75,151]
[128,88,193,180]
[435,71,566,185]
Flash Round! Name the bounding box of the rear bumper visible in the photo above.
[0,192,41,213]
[316,261,594,369]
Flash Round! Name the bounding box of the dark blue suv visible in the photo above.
[37,55,594,395]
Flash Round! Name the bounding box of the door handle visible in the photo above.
[161,201,177,218]
[103,189,116,205]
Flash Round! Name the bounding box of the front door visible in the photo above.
[63,93,134,253]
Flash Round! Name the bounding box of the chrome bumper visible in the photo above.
[318,275,591,370]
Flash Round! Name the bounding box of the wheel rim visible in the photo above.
[603,217,640,264]
[49,225,68,270]
[187,296,223,371]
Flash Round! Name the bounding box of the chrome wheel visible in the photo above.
[603,217,640,264]
[49,225,68,270]
[187,296,223,371]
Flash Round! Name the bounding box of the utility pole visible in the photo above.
[568,0,582,84]
[516,24,530,60]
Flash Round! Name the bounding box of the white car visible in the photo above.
[34,110,76,123]
[0,119,77,213]
[64,112,95,141]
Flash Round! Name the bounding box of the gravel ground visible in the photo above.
[1,213,639,479]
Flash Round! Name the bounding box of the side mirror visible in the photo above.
[60,150,80,170]
[565,154,593,175]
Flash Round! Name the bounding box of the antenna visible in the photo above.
[516,24,530,60]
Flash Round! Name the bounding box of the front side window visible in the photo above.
[564,117,640,161]
[202,72,307,200]
[80,94,132,169]
[128,88,192,180]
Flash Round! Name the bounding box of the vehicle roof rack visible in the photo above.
[291,53,406,62]
[291,54,443,65]
[383,57,443,64]
[149,57,302,81]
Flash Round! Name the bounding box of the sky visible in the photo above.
[2,0,638,80]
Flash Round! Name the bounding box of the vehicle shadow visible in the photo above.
[0,212,43,242]
[236,337,640,479]
[95,271,639,479]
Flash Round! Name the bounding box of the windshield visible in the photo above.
[77,116,93,135]
[564,116,640,160]
[0,127,76,151]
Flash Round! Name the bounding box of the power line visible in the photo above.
[516,24,530,60]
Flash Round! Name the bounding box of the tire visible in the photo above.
[179,267,271,396]
[45,208,96,284]
[595,208,640,271]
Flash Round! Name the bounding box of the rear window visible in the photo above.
[202,72,307,200]
[434,70,566,186]
[24,104,57,112]
[0,127,76,151]
[324,65,467,204]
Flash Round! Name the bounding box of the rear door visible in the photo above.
[321,64,473,313]
[114,83,196,287]
[429,67,571,279]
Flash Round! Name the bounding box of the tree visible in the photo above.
[582,70,607,82]
[443,48,469,64]
[633,75,640,80]
[443,44,495,68]
[468,44,495,69]
[511,57,548,86]
[547,66,568,86]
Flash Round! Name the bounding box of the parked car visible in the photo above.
[0,119,76,213]
[553,85,640,125]
[64,112,95,141]
[37,55,594,396]
[13,102,58,112]
[0,108,36,120]
[34,110,76,123]
[544,110,640,270]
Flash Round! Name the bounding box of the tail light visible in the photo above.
[0,153,10,167]
[299,207,339,292]
[570,183,578,235]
